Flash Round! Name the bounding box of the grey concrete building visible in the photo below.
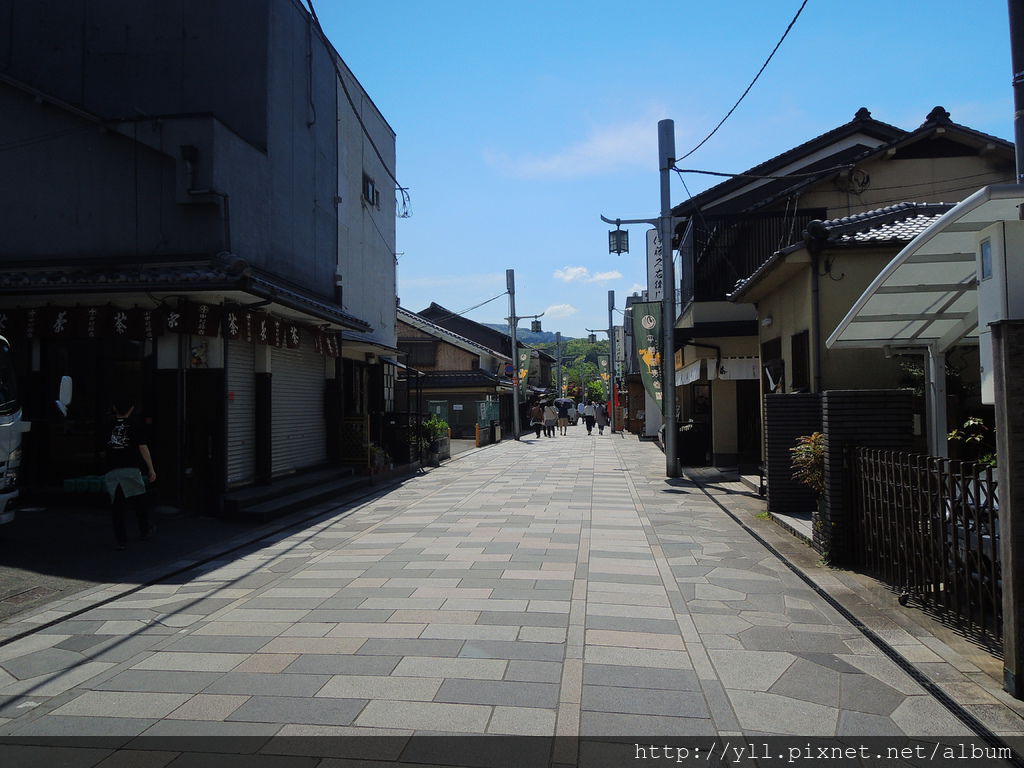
[0,0,399,511]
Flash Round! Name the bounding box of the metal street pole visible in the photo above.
[608,289,616,433]
[507,269,521,440]
[556,332,563,395]
[658,119,680,477]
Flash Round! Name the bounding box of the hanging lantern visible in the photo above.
[588,333,597,344]
[531,320,542,332]
[608,227,629,254]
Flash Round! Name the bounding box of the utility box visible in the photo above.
[977,219,1024,403]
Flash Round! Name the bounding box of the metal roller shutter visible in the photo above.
[271,345,326,475]
[226,339,256,487]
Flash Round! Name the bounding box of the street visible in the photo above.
[0,429,1021,766]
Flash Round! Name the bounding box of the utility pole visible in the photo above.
[608,289,616,433]
[659,120,680,477]
[506,269,544,442]
[556,332,563,395]
[599,120,682,477]
[507,269,521,441]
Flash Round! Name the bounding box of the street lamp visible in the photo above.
[599,119,685,477]
[506,268,544,441]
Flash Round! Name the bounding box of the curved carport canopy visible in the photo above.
[827,184,1024,456]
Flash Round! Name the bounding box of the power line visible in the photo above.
[673,163,852,181]
[421,292,509,325]
[305,0,409,202]
[677,0,809,162]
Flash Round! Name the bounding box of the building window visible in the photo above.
[761,337,784,394]
[790,330,810,392]
[362,173,380,208]
[398,341,436,367]
[979,238,992,281]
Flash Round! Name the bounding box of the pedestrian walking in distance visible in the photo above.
[543,402,558,438]
[555,399,571,435]
[595,401,608,435]
[528,401,544,439]
[104,395,157,550]
[583,400,596,435]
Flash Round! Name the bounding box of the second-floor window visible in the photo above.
[362,173,380,209]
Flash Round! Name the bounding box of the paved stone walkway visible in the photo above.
[0,428,1013,761]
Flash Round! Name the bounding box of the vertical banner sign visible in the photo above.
[597,354,610,398]
[517,348,531,395]
[646,229,664,301]
[632,301,663,404]
[613,325,625,379]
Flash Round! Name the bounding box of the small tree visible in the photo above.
[790,432,825,496]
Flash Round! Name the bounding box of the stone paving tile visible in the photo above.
[51,691,192,719]
[226,695,367,726]
[8,713,156,741]
[0,660,116,697]
[166,693,249,721]
[259,637,365,655]
[354,638,464,657]
[434,679,559,708]
[390,657,506,680]
[203,672,331,698]
[353,699,491,733]
[581,684,709,718]
[579,711,713,737]
[93,670,223,694]
[459,640,564,662]
[583,663,700,691]
[584,629,685,651]
[486,705,556,735]
[130,652,249,672]
[316,674,442,701]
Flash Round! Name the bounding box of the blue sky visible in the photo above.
[316,0,1015,338]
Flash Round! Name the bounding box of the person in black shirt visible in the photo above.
[103,396,157,550]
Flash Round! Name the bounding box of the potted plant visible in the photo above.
[423,415,450,467]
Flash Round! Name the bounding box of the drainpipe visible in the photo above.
[1011,0,1024,183]
[805,221,828,394]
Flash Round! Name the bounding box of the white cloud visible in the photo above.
[554,266,589,282]
[553,266,623,284]
[544,304,578,319]
[629,283,646,295]
[484,107,668,179]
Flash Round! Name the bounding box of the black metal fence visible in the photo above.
[852,449,1001,642]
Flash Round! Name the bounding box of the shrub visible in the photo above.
[423,415,449,442]
[790,432,825,496]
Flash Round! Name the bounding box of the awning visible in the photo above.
[828,184,1024,351]
[676,359,703,386]
[709,356,760,380]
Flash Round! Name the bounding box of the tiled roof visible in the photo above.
[0,261,372,331]
[672,108,906,216]
[727,202,955,301]
[397,306,510,361]
[820,202,955,244]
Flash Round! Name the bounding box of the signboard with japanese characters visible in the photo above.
[631,301,662,404]
[646,229,664,301]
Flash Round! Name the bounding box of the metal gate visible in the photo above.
[853,449,1001,642]
[271,345,327,475]
[225,339,255,487]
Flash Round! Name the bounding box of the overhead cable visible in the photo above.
[677,0,810,162]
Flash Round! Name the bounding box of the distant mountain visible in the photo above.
[481,323,574,345]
